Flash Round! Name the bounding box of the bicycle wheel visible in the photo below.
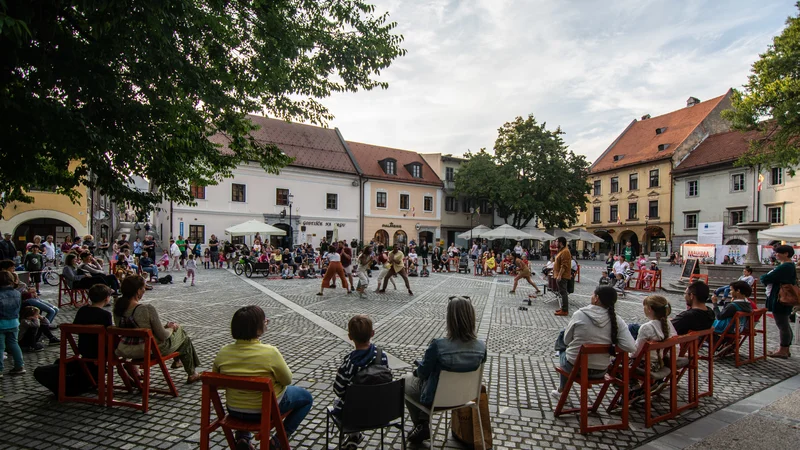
[43,270,59,286]
[244,263,253,278]
[234,262,244,276]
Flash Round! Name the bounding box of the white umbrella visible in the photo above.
[550,228,579,240]
[458,225,492,240]
[758,224,800,241]
[224,220,286,237]
[481,224,536,241]
[520,227,556,241]
[572,229,605,243]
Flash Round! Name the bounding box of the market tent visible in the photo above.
[571,229,605,243]
[458,225,492,240]
[549,228,579,240]
[224,220,286,237]
[758,224,800,241]
[520,227,556,241]
[481,224,536,240]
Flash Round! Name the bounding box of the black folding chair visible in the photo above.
[326,379,406,449]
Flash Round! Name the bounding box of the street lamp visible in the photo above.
[288,193,294,248]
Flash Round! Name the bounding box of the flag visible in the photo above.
[758,174,764,192]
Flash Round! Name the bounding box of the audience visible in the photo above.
[212,305,313,450]
[671,281,715,335]
[712,281,753,340]
[18,305,59,352]
[712,266,754,303]
[74,285,114,360]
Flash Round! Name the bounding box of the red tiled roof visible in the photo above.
[673,129,761,173]
[591,93,729,173]
[210,115,358,174]
[347,141,443,187]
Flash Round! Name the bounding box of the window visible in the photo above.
[771,167,783,185]
[687,180,698,197]
[462,199,472,213]
[189,225,205,243]
[685,213,698,229]
[376,192,387,208]
[385,160,396,175]
[609,205,618,223]
[410,164,422,178]
[610,177,619,193]
[629,173,638,190]
[769,206,783,224]
[592,207,601,223]
[730,210,744,226]
[649,200,659,218]
[445,167,455,181]
[424,196,433,212]
[731,173,746,192]
[326,193,338,210]
[480,199,492,214]
[190,184,205,200]
[628,202,638,220]
[649,169,659,188]
[445,196,457,212]
[232,183,246,202]
[276,188,289,206]
[399,194,410,210]
[593,180,601,196]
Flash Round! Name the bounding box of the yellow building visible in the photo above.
[584,92,732,257]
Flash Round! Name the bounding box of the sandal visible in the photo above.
[186,373,202,384]
[171,360,184,369]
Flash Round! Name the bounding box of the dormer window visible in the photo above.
[405,162,423,178]
[613,155,623,162]
[657,143,669,151]
[379,158,397,175]
[655,127,667,135]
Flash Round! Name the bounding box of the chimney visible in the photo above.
[686,97,701,107]
[641,114,651,120]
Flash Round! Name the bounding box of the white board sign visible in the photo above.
[697,222,723,245]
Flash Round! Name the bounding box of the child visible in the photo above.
[281,263,293,279]
[270,255,280,274]
[18,305,59,352]
[332,315,390,447]
[630,295,675,398]
[712,266,754,303]
[298,263,311,279]
[73,285,114,360]
[712,281,754,355]
[184,254,197,286]
[420,264,430,277]
[257,252,269,263]
[0,270,26,375]
[212,306,313,449]
[22,244,45,294]
[218,252,226,267]
[157,252,170,272]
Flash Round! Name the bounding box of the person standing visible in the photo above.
[0,271,26,376]
[42,235,56,265]
[510,254,541,296]
[553,237,572,316]
[208,234,220,269]
[623,241,633,263]
[176,235,187,268]
[418,240,429,269]
[760,245,796,358]
[22,245,45,294]
[0,232,17,261]
[355,246,373,298]
[169,239,181,271]
[317,243,348,296]
[378,247,413,295]
[341,242,355,294]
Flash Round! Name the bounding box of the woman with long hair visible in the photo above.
[760,244,796,358]
[378,247,413,295]
[403,297,486,444]
[62,253,119,294]
[113,275,201,383]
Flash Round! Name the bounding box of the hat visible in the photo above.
[26,243,34,250]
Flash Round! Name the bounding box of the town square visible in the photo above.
[2,1,800,449]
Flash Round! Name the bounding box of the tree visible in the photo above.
[455,115,591,229]
[723,2,800,172]
[0,1,406,216]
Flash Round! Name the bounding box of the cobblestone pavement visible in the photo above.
[1,261,799,449]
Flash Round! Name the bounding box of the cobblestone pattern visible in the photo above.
[1,263,799,450]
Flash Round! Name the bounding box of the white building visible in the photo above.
[154,116,361,249]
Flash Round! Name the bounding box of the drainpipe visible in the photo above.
[755,164,761,222]
[169,201,174,245]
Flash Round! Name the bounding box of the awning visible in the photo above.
[481,224,536,241]
[224,220,286,237]
[457,225,492,240]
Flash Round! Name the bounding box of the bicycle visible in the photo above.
[41,259,59,286]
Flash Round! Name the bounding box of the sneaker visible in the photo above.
[9,367,26,376]
[235,438,254,450]
[23,343,45,353]
[554,310,568,316]
[407,424,430,444]
[342,432,364,449]
[49,337,61,344]
[550,389,562,401]
[183,277,187,283]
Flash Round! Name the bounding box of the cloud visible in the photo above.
[320,0,796,163]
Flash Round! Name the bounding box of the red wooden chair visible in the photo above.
[58,324,106,405]
[678,328,714,399]
[554,345,630,434]
[749,280,759,307]
[710,308,767,367]
[57,275,88,308]
[664,333,703,416]
[200,372,291,450]
[106,327,180,412]
[689,274,708,284]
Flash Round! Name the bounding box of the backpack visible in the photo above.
[351,348,392,386]
[158,275,173,284]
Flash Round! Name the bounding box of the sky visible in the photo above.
[320,0,797,163]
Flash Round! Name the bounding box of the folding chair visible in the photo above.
[106,326,180,412]
[710,309,766,367]
[664,333,702,416]
[679,328,714,399]
[326,379,406,450]
[689,274,708,284]
[58,324,106,405]
[200,373,291,450]
[405,365,486,450]
[555,345,630,434]
[58,274,88,308]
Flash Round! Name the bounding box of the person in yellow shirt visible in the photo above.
[213,306,313,449]
[483,251,497,276]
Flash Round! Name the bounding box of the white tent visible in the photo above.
[458,225,492,240]
[520,227,556,241]
[572,229,605,243]
[481,224,536,240]
[224,220,286,237]
[758,224,800,241]
[550,228,579,240]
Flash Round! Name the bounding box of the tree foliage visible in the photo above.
[723,2,800,173]
[0,0,405,215]
[455,115,591,229]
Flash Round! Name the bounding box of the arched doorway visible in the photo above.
[393,230,407,249]
[617,230,640,258]
[644,226,667,254]
[374,229,389,246]
[13,218,75,251]
[271,223,292,249]
[418,231,433,250]
[594,230,614,254]
[726,239,746,245]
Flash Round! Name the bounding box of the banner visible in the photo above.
[760,245,800,264]
[682,244,716,262]
[715,245,749,265]
[697,222,723,245]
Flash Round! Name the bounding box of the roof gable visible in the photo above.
[347,141,443,187]
[673,129,761,173]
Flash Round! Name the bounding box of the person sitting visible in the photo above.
[73,285,114,361]
[404,297,487,445]
[0,260,60,323]
[332,315,390,447]
[123,248,139,273]
[297,263,311,279]
[712,281,754,354]
[551,286,636,400]
[721,255,733,265]
[257,252,269,264]
[212,306,313,449]
[599,270,611,286]
[63,253,120,295]
[139,251,158,281]
[712,266,755,304]
[628,296,675,398]
[18,306,59,352]
[420,264,430,277]
[281,264,293,279]
[542,256,555,278]
[113,275,201,383]
[483,252,496,276]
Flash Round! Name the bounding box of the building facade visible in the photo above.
[584,91,733,257]
[349,142,443,249]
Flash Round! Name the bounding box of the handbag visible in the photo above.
[451,384,492,449]
[778,284,800,306]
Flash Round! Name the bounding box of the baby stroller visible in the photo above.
[458,254,470,273]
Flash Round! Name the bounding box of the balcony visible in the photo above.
[444,180,456,191]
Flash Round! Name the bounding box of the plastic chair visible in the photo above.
[555,345,630,434]
[199,372,290,450]
[326,379,406,449]
[58,324,106,405]
[106,326,180,412]
[58,275,88,308]
[404,365,486,450]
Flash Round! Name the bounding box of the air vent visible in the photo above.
[657,144,670,151]
[613,155,624,162]
[656,127,667,135]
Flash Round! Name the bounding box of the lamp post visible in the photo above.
[288,194,294,248]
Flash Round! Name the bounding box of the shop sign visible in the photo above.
[382,222,402,228]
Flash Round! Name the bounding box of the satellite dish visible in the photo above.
[93,210,107,220]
